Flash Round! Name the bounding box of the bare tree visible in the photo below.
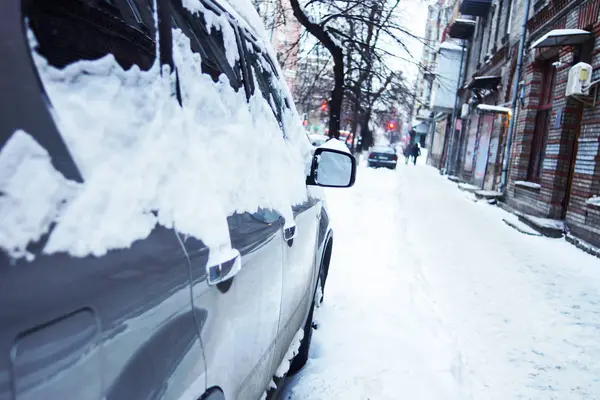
[288,0,421,144]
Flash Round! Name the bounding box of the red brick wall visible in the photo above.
[507,2,600,247]
[565,8,600,247]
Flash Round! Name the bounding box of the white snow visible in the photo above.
[0,130,80,259]
[515,180,542,190]
[320,138,350,153]
[523,215,565,231]
[454,19,476,26]
[283,163,600,399]
[439,42,464,51]
[181,0,240,67]
[275,328,304,378]
[477,104,511,114]
[586,196,600,206]
[17,23,312,258]
[531,29,592,49]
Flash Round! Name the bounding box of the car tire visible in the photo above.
[288,297,316,375]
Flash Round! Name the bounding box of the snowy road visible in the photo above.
[282,161,600,400]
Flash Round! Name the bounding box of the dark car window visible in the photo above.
[170,0,241,89]
[372,146,395,154]
[245,41,286,125]
[23,0,157,71]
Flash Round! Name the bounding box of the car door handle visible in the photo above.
[206,252,241,286]
[283,224,296,242]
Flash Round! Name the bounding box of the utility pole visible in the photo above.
[499,0,532,192]
[444,41,466,175]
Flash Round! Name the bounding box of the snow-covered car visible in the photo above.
[0,1,356,400]
[368,145,398,169]
[309,133,329,147]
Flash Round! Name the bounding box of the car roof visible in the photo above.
[371,145,395,153]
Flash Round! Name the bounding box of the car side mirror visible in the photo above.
[306,148,356,188]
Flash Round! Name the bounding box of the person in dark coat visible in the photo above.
[403,143,411,164]
[411,143,421,165]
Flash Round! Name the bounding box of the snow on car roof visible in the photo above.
[371,146,395,153]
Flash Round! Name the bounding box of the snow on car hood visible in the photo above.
[0,23,312,260]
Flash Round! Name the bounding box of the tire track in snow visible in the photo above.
[394,166,475,399]
[282,166,471,399]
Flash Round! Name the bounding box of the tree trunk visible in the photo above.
[359,109,373,150]
[329,51,344,139]
[289,0,344,139]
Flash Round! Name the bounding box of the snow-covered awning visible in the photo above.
[439,42,464,52]
[477,104,511,114]
[469,75,501,90]
[531,29,593,49]
[448,19,476,40]
[414,122,429,134]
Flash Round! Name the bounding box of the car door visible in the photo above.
[241,38,321,371]
[166,2,284,399]
[2,1,206,399]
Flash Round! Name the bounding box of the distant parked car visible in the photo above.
[368,145,398,169]
[309,133,329,147]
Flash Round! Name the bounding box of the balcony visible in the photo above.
[459,0,492,17]
[469,75,501,90]
[448,19,476,40]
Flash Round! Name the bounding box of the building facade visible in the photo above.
[436,0,600,247]
[411,1,448,153]
[505,0,600,246]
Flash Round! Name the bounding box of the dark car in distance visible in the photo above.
[0,1,356,400]
[367,145,398,169]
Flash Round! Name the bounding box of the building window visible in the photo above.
[493,0,503,49]
[527,60,556,181]
[504,0,513,36]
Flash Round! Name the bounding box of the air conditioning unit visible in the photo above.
[460,103,470,118]
[566,62,592,97]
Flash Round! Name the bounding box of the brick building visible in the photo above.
[505,0,600,247]
[443,0,526,189]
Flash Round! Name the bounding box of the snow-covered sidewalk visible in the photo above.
[282,162,600,399]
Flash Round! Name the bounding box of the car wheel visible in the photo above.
[288,298,316,375]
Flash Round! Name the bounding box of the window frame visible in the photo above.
[527,60,556,182]
[241,32,291,133]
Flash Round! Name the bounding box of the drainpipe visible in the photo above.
[426,112,436,164]
[499,0,532,192]
[444,41,466,175]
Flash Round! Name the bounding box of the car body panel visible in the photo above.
[0,226,205,400]
[0,0,337,399]
[183,213,284,400]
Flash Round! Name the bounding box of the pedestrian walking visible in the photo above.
[403,144,411,165]
[411,143,421,165]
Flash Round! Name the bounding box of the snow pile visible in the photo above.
[12,22,312,258]
[275,328,304,378]
[0,131,80,259]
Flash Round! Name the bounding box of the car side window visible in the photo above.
[245,41,288,127]
[170,0,242,90]
[23,0,156,71]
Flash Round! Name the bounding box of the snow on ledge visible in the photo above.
[515,181,541,190]
[477,104,511,114]
[530,29,592,49]
[586,197,600,207]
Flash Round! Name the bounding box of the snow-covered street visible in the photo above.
[282,161,600,400]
